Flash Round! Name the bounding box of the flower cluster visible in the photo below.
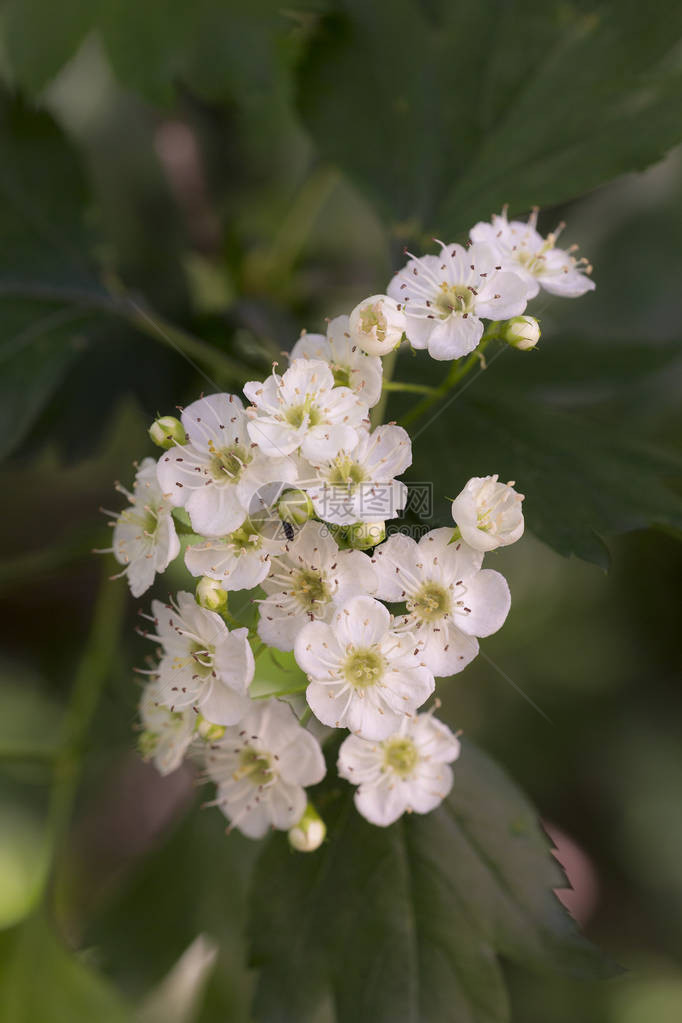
[105,209,593,846]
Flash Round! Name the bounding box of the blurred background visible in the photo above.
[0,3,681,1021]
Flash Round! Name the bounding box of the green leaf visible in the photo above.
[85,805,256,1020]
[408,363,682,566]
[0,92,104,460]
[250,649,309,700]
[248,738,610,1023]
[297,0,682,236]
[0,0,313,107]
[0,0,94,94]
[0,914,130,1022]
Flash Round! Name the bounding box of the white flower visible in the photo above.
[109,458,180,597]
[185,511,287,592]
[372,528,510,677]
[302,424,411,526]
[348,294,406,356]
[338,712,461,826]
[387,240,528,361]
[244,359,369,463]
[257,520,377,651]
[290,315,383,408]
[156,393,297,537]
[138,678,196,775]
[147,591,254,725]
[451,475,524,552]
[294,595,435,740]
[203,699,326,839]
[470,209,595,299]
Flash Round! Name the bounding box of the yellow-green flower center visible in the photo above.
[285,399,323,429]
[384,737,419,777]
[293,568,330,611]
[435,282,475,318]
[235,747,273,786]
[359,305,386,340]
[173,640,215,677]
[228,519,263,553]
[327,455,366,489]
[343,647,385,688]
[119,504,159,535]
[208,442,251,483]
[408,582,451,623]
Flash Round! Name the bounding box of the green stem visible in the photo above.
[249,165,340,292]
[381,380,437,395]
[0,746,58,764]
[400,327,501,428]
[371,346,399,428]
[0,281,253,385]
[45,569,126,903]
[299,706,313,726]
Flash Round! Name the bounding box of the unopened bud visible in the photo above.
[196,576,227,612]
[288,803,326,852]
[278,489,314,526]
[346,521,386,550]
[196,716,226,742]
[349,294,405,356]
[503,315,540,351]
[149,415,187,449]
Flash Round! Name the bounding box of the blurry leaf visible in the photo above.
[138,935,218,1023]
[409,368,682,565]
[248,739,610,1023]
[1,0,313,107]
[250,649,308,700]
[86,805,255,1020]
[0,807,49,930]
[0,0,94,94]
[0,91,106,459]
[0,914,130,1022]
[297,0,682,236]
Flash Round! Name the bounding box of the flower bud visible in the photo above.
[502,315,540,351]
[149,415,187,449]
[196,716,226,742]
[346,521,386,550]
[349,294,405,356]
[196,576,227,612]
[288,803,326,853]
[277,488,314,526]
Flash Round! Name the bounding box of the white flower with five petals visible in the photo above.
[302,425,411,526]
[110,458,180,597]
[451,475,524,552]
[372,528,510,677]
[257,520,377,651]
[185,510,288,592]
[387,240,528,361]
[470,209,595,299]
[338,711,461,826]
[156,394,297,537]
[204,699,326,839]
[146,591,254,725]
[294,595,435,740]
[290,315,383,408]
[244,359,369,463]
